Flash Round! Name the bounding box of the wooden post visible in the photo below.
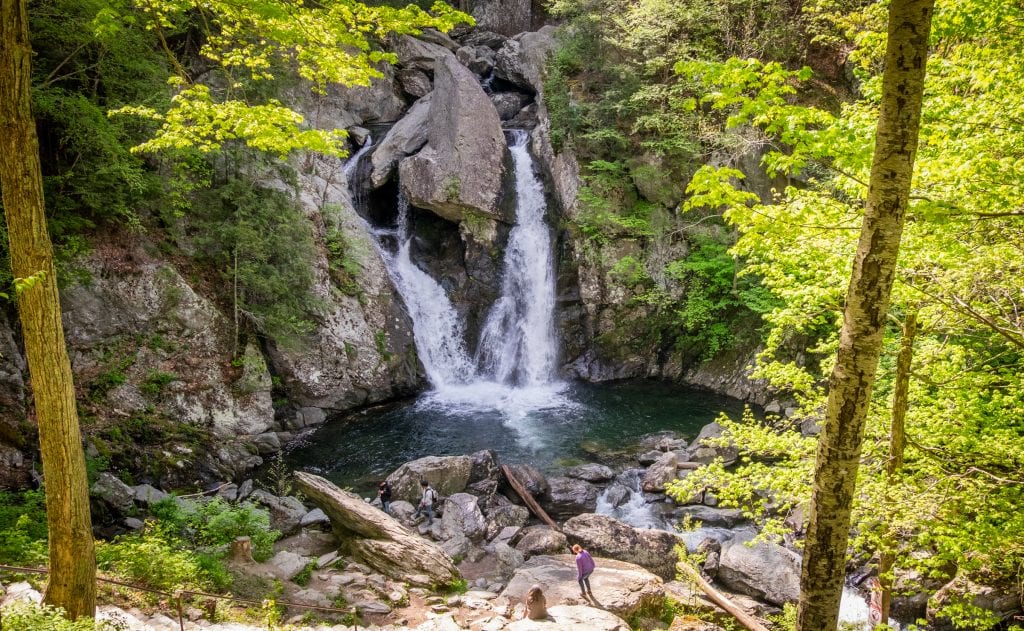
[500,465,560,531]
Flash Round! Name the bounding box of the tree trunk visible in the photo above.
[0,0,96,619]
[880,312,917,624]
[795,2,934,630]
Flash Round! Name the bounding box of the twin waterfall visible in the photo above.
[351,130,561,408]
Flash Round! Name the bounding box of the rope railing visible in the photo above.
[0,563,359,631]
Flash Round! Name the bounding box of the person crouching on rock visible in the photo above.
[413,479,438,525]
[378,481,392,514]
[572,544,595,599]
[525,584,548,620]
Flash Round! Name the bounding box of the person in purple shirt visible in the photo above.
[572,544,595,598]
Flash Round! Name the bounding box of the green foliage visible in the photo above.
[0,490,49,566]
[292,560,317,587]
[0,601,120,630]
[149,497,281,562]
[325,227,364,297]
[140,370,177,396]
[96,522,212,592]
[188,173,323,347]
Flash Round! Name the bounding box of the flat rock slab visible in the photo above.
[506,604,631,630]
[502,554,664,619]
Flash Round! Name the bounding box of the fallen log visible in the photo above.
[500,464,560,531]
[677,561,771,631]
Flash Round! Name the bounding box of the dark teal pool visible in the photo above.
[281,380,750,494]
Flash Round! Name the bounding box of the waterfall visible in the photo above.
[475,130,559,386]
[349,128,564,411]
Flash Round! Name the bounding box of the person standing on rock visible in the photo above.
[572,544,595,599]
[378,481,392,514]
[413,479,438,525]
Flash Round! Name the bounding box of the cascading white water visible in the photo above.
[379,195,476,388]
[350,129,567,413]
[475,129,559,387]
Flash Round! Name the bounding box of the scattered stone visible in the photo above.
[441,532,472,559]
[91,473,135,512]
[603,484,631,508]
[515,526,568,558]
[248,489,308,535]
[316,549,339,569]
[507,604,631,630]
[642,451,679,493]
[266,550,312,581]
[300,508,330,528]
[123,517,144,530]
[457,45,496,76]
[131,483,170,506]
[565,463,615,483]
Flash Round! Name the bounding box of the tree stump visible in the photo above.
[230,536,254,563]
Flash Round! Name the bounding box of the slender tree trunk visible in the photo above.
[795,2,934,630]
[880,312,917,624]
[0,0,96,618]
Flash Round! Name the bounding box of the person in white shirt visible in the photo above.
[413,479,438,525]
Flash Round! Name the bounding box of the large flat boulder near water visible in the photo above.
[506,604,631,630]
[502,554,665,620]
[563,513,680,580]
[294,472,459,586]
[387,454,474,502]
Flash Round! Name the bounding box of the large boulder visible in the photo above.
[386,455,473,503]
[503,555,665,619]
[717,537,801,607]
[515,526,568,558]
[506,605,631,631]
[391,34,455,72]
[461,0,534,37]
[397,68,432,99]
[371,93,432,189]
[642,451,679,492]
[674,506,746,528]
[563,513,679,580]
[294,472,459,585]
[441,493,487,541]
[399,55,507,225]
[493,27,558,94]
[485,503,530,540]
[91,473,135,512]
[541,476,599,519]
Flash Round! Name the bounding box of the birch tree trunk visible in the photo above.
[795,2,934,629]
[0,0,96,618]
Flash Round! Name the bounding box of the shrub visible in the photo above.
[0,490,48,566]
[95,522,209,592]
[0,601,120,630]
[195,499,279,561]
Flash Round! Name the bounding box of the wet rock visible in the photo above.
[565,463,614,483]
[441,492,487,541]
[603,484,631,508]
[294,472,459,585]
[638,450,662,466]
[563,513,679,580]
[399,55,507,225]
[675,506,747,528]
[92,473,134,512]
[491,91,532,121]
[457,45,496,76]
[248,489,308,535]
[515,526,568,558]
[541,476,599,519]
[642,451,679,492]
[503,463,549,500]
[717,537,801,607]
[504,554,664,619]
[371,93,432,188]
[386,454,473,503]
